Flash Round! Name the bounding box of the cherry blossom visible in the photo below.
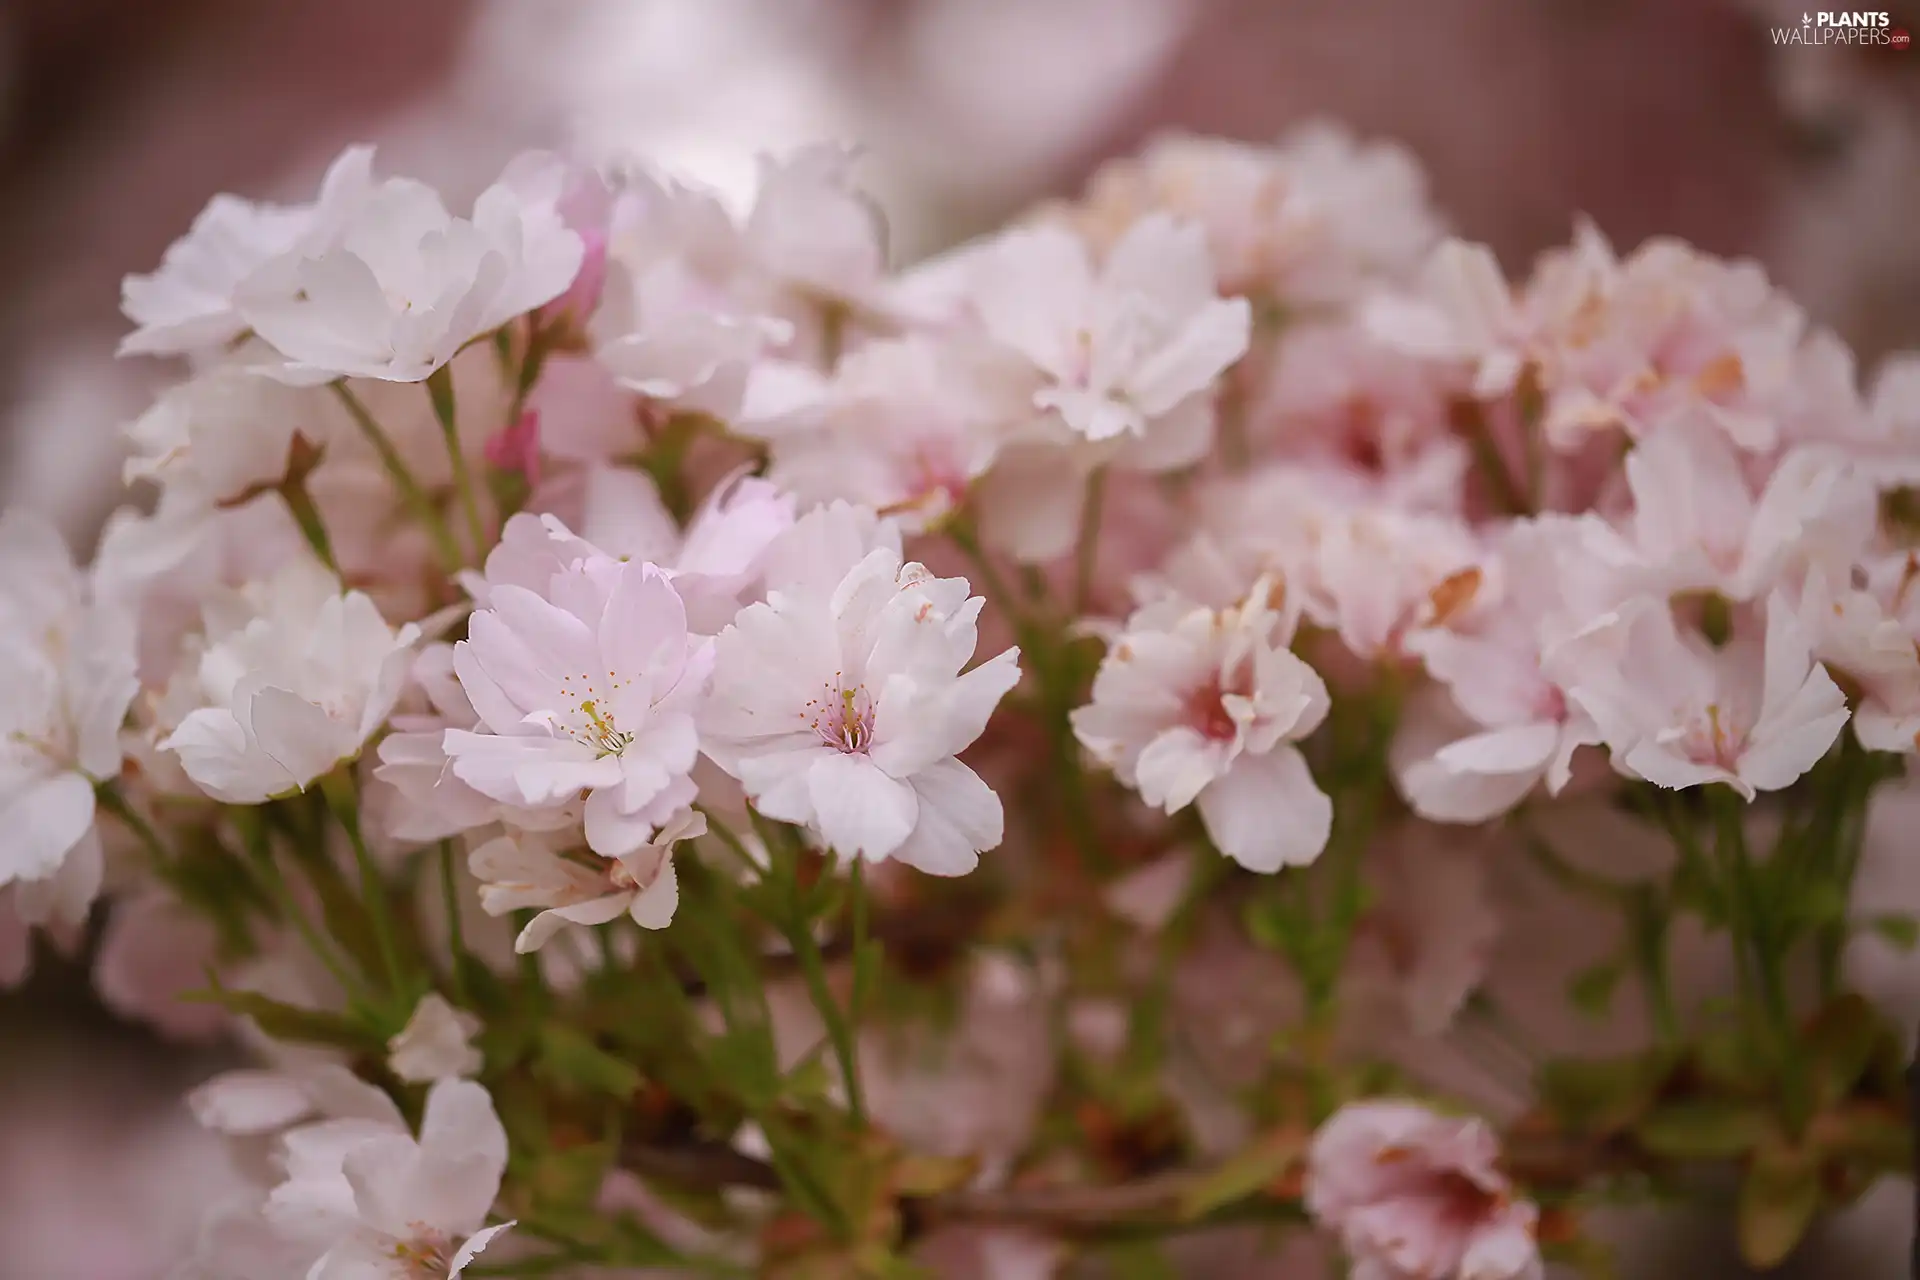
[1556,595,1850,799]
[968,213,1250,454]
[447,555,708,856]
[387,994,484,1084]
[293,1079,514,1280]
[159,558,419,804]
[119,146,376,359]
[1076,123,1442,304]
[1307,1099,1542,1280]
[236,153,584,384]
[701,503,1021,872]
[467,810,701,953]
[1072,581,1333,871]
[0,512,138,924]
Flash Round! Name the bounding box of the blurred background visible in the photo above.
[2,0,1918,1274]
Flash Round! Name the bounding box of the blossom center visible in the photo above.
[392,1226,455,1279]
[1185,667,1251,743]
[1681,701,1747,769]
[557,672,637,757]
[805,677,875,754]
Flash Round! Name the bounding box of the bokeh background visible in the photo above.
[2,0,1919,1274]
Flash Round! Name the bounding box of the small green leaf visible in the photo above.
[1567,961,1624,1018]
[1737,1142,1820,1268]
[536,1025,642,1099]
[1178,1127,1306,1220]
[1803,994,1893,1110]
[1635,1099,1776,1161]
[185,986,382,1051]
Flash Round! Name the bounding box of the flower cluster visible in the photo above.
[10,122,1919,1279]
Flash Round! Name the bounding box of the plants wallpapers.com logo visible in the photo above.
[1772,10,1912,45]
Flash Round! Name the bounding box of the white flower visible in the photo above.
[372,646,513,844]
[1072,582,1333,871]
[237,155,584,384]
[296,1079,514,1280]
[388,994,484,1084]
[446,556,708,856]
[0,513,137,920]
[119,146,375,358]
[1080,123,1441,304]
[1581,425,1875,605]
[159,559,420,804]
[1393,517,1604,823]
[471,469,794,635]
[968,214,1250,454]
[741,144,891,318]
[1557,595,1850,799]
[468,810,702,953]
[701,504,1021,874]
[189,1063,404,1139]
[1798,555,1920,753]
[124,365,339,506]
[766,336,1027,532]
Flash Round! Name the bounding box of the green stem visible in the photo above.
[1711,784,1806,1128]
[279,478,338,574]
[1074,465,1109,615]
[698,809,765,880]
[330,382,462,571]
[94,784,171,869]
[235,809,366,1001]
[439,839,473,1005]
[427,366,488,561]
[849,857,871,1014]
[320,770,408,1004]
[779,845,865,1126]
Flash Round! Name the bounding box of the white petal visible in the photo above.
[187,1070,314,1135]
[449,1222,517,1277]
[1195,746,1331,872]
[891,759,1002,876]
[0,772,95,884]
[626,858,679,929]
[807,753,919,860]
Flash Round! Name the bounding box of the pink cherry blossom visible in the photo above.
[701,503,1020,873]
[1555,594,1850,799]
[1073,581,1333,871]
[447,556,708,856]
[1307,1099,1542,1280]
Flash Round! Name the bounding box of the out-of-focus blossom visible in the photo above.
[1556,595,1849,799]
[387,994,484,1084]
[1307,1099,1542,1280]
[93,889,226,1040]
[119,146,376,359]
[1077,123,1442,305]
[0,511,137,926]
[159,558,418,804]
[968,214,1250,456]
[236,150,584,384]
[286,1079,514,1280]
[765,336,1026,532]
